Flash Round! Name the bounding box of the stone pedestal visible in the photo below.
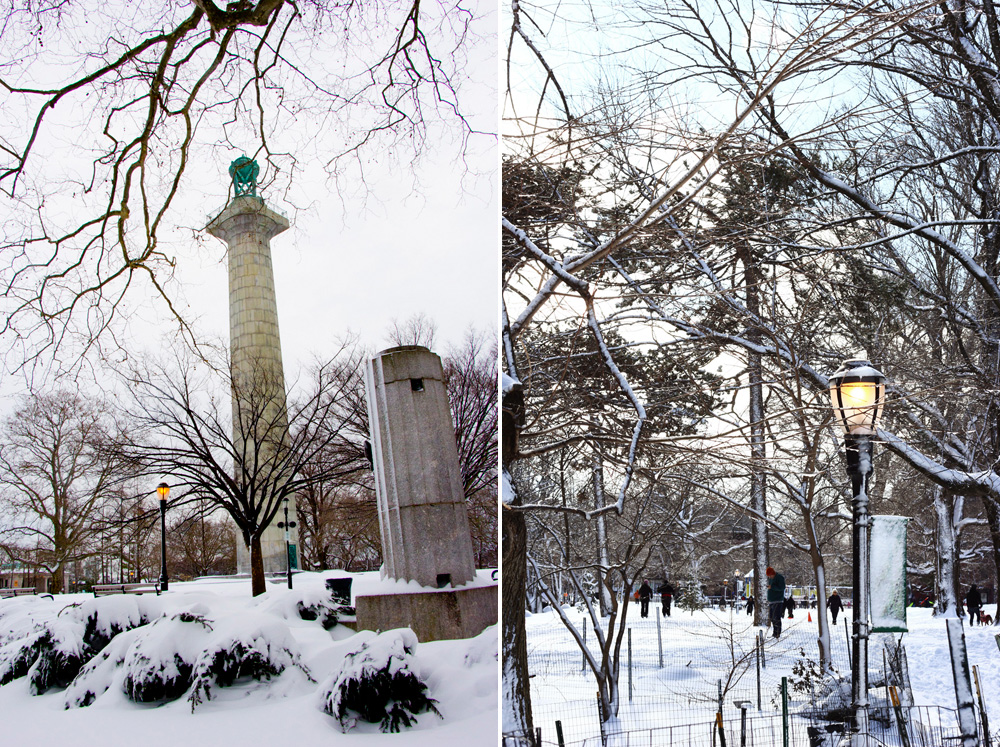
[364,346,476,587]
[206,196,298,574]
[355,583,498,642]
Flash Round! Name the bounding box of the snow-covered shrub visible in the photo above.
[122,612,212,703]
[296,599,340,629]
[29,622,87,694]
[63,629,138,708]
[187,617,312,711]
[76,597,153,653]
[321,628,441,733]
[257,586,348,629]
[0,629,49,686]
[675,578,706,614]
[33,598,157,695]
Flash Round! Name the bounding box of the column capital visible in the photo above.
[205,196,289,243]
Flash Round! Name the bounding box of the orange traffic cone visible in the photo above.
[808,612,812,622]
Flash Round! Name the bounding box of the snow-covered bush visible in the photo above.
[675,579,706,614]
[0,629,49,686]
[296,599,341,629]
[0,596,156,695]
[63,628,138,708]
[29,622,87,694]
[257,585,349,629]
[122,612,211,703]
[187,616,312,711]
[320,628,441,733]
[31,599,155,695]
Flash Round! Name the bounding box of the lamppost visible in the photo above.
[277,497,296,589]
[828,359,886,735]
[156,482,170,592]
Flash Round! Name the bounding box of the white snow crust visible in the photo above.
[0,571,497,745]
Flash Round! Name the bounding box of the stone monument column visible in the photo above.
[354,345,495,641]
[205,162,298,575]
[364,345,476,587]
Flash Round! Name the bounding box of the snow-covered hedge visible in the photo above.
[320,628,441,733]
[187,614,312,711]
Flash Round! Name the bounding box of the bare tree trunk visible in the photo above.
[250,534,266,597]
[592,431,612,618]
[501,381,533,741]
[934,487,960,617]
[741,248,769,626]
[502,497,533,738]
[982,497,1000,624]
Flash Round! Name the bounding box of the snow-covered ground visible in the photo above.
[526,602,1000,745]
[0,571,497,746]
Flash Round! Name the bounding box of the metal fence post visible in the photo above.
[582,617,587,673]
[781,676,789,747]
[657,608,663,668]
[555,720,566,747]
[973,664,992,747]
[628,627,633,703]
[756,632,762,710]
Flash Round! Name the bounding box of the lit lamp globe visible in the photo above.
[828,360,886,436]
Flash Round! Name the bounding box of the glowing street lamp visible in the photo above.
[156,482,170,592]
[828,359,886,733]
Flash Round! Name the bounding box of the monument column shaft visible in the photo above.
[206,196,298,575]
[365,345,476,588]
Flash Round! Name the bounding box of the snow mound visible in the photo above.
[122,612,211,703]
[256,585,347,629]
[187,612,312,711]
[320,627,442,733]
[63,626,140,708]
[0,629,49,686]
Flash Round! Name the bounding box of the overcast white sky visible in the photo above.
[0,1,498,404]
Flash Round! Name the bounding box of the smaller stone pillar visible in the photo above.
[364,345,476,587]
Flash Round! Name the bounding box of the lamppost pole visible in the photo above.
[828,359,886,739]
[846,433,872,731]
[277,497,296,589]
[156,483,170,592]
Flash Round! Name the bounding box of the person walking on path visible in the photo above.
[745,595,754,616]
[828,589,843,626]
[784,588,795,619]
[766,567,786,639]
[638,579,653,618]
[966,584,983,626]
[659,581,674,617]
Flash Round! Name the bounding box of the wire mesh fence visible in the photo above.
[529,705,985,747]
[525,602,995,747]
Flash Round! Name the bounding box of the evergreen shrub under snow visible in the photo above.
[320,628,441,733]
[122,612,210,703]
[186,616,312,711]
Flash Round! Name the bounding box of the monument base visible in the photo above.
[354,584,497,642]
[235,531,295,575]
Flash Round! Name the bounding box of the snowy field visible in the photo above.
[0,571,498,746]
[526,601,1000,745]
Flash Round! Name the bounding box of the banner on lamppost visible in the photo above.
[870,515,909,633]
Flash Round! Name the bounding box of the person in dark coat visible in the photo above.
[766,567,785,639]
[827,589,843,625]
[638,579,652,618]
[659,582,674,617]
[966,585,983,626]
[745,595,754,616]
[784,590,795,619]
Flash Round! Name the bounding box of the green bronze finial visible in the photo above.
[229,156,260,198]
